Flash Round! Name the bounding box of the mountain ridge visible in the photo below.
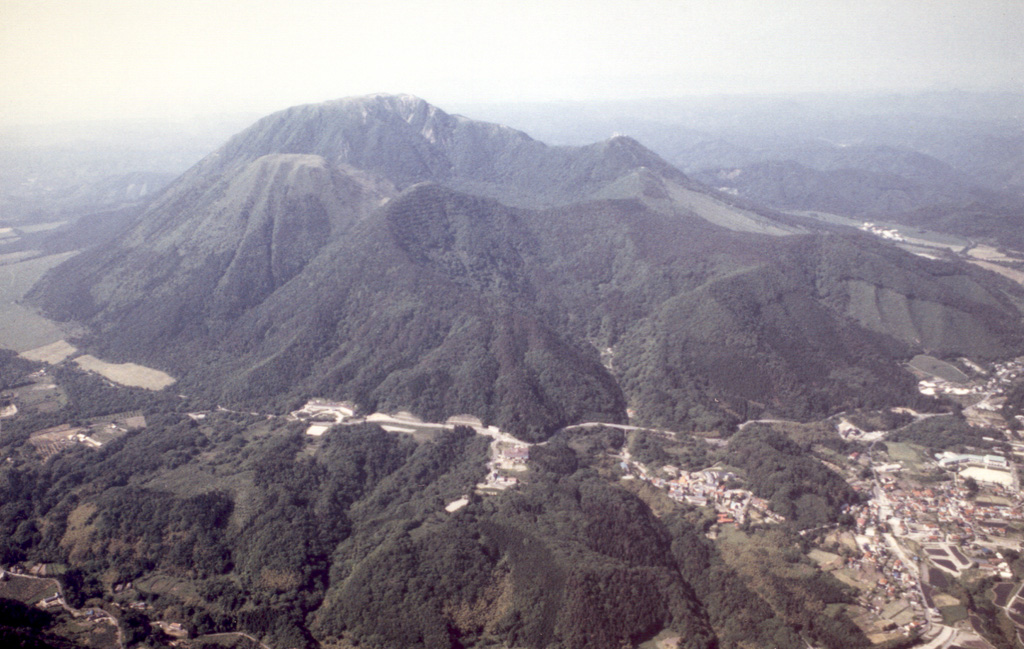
[26,94,1024,436]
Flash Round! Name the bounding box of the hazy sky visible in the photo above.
[2,0,1022,125]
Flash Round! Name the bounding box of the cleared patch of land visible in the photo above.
[884,442,928,470]
[968,244,1023,262]
[808,548,841,567]
[52,615,121,649]
[909,355,969,383]
[190,632,267,649]
[20,339,78,363]
[0,250,78,351]
[74,354,175,390]
[968,259,1024,287]
[4,373,66,414]
[667,183,798,235]
[0,574,59,605]
[135,573,200,605]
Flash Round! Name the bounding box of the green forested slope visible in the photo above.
[26,95,1024,437]
[0,373,877,649]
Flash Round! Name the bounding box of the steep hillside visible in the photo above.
[198,94,698,209]
[32,154,391,335]
[612,234,1024,429]
[27,95,1024,436]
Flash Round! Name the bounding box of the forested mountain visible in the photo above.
[0,364,876,649]
[28,94,1024,437]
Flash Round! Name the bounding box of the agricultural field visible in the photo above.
[969,259,1024,287]
[135,573,201,606]
[0,250,38,264]
[0,573,60,605]
[908,354,970,383]
[74,354,175,390]
[992,581,1019,607]
[3,371,67,414]
[967,244,1023,263]
[20,339,78,364]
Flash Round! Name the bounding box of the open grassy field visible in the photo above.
[968,244,1023,262]
[143,464,259,528]
[939,604,968,625]
[909,355,970,383]
[808,548,841,567]
[21,339,78,363]
[968,260,1024,288]
[885,442,929,469]
[135,573,200,605]
[16,221,67,234]
[0,251,78,351]
[0,574,59,605]
[74,354,175,390]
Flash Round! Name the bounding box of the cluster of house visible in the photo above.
[849,469,1021,576]
[916,379,981,397]
[623,461,783,526]
[27,412,146,460]
[860,222,906,242]
[478,442,529,491]
[289,399,357,436]
[990,360,1024,387]
[83,608,110,620]
[799,442,1024,639]
[844,526,925,614]
[917,358,1024,412]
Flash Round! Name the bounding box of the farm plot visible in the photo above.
[909,355,970,383]
[6,376,66,414]
[20,339,77,364]
[992,581,1017,607]
[135,573,200,605]
[74,354,175,390]
[926,566,951,589]
[0,574,59,605]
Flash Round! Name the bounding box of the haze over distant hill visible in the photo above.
[459,91,1024,248]
[27,94,1024,438]
[0,115,256,223]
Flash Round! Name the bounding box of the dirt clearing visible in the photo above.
[74,354,175,390]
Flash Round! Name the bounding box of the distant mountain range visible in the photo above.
[461,92,1024,248]
[27,94,1024,438]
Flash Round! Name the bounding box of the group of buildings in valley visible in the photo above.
[621,456,784,528]
[860,222,906,242]
[289,398,533,499]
